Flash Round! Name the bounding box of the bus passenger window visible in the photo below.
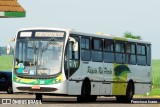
[115,42,125,64]
[92,38,103,62]
[81,37,91,61]
[126,43,136,65]
[104,40,114,63]
[147,45,151,66]
[137,44,146,65]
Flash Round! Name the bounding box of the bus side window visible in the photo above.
[126,43,136,65]
[147,45,151,66]
[81,37,91,61]
[104,39,114,63]
[137,44,146,65]
[115,41,125,64]
[92,38,103,62]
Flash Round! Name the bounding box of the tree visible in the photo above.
[123,31,142,40]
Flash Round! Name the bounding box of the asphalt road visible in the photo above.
[0,92,160,107]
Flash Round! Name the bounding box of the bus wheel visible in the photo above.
[77,79,91,102]
[116,96,125,102]
[89,95,97,102]
[116,82,134,103]
[125,82,134,103]
[7,86,13,94]
[36,93,42,101]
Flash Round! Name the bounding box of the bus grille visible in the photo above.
[17,87,57,92]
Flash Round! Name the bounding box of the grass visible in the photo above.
[152,60,160,88]
[0,55,13,71]
[148,88,160,96]
[147,60,160,96]
[0,55,160,95]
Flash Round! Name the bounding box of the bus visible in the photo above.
[10,27,152,102]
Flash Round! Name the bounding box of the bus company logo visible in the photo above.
[2,99,12,104]
[114,65,131,80]
[87,66,112,75]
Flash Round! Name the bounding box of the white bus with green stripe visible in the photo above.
[12,27,151,102]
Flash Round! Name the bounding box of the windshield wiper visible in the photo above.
[26,38,38,50]
[42,38,55,52]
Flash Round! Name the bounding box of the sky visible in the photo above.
[0,0,160,59]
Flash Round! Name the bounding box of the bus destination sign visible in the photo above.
[35,32,64,37]
[20,32,32,37]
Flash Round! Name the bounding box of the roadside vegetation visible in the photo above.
[123,31,142,40]
[0,55,13,71]
[147,60,160,95]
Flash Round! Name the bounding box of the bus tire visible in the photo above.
[77,79,91,102]
[36,93,42,101]
[89,95,97,102]
[125,82,134,103]
[116,96,125,102]
[116,82,134,103]
[7,86,13,94]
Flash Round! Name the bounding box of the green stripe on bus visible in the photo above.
[13,73,63,85]
[4,12,26,17]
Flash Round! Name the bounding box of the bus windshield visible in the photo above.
[15,37,64,76]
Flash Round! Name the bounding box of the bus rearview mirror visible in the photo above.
[69,37,78,51]
[73,42,78,51]
[9,37,15,43]
[7,44,11,54]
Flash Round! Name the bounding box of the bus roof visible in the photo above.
[18,27,72,32]
[18,27,151,45]
[70,30,151,44]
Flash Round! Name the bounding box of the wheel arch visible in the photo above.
[81,77,91,94]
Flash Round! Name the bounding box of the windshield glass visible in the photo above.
[15,37,64,76]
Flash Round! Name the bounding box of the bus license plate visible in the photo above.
[31,86,40,90]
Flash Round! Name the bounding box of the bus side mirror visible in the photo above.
[7,37,15,54]
[7,44,11,54]
[69,37,78,51]
[74,42,78,52]
[9,37,15,43]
